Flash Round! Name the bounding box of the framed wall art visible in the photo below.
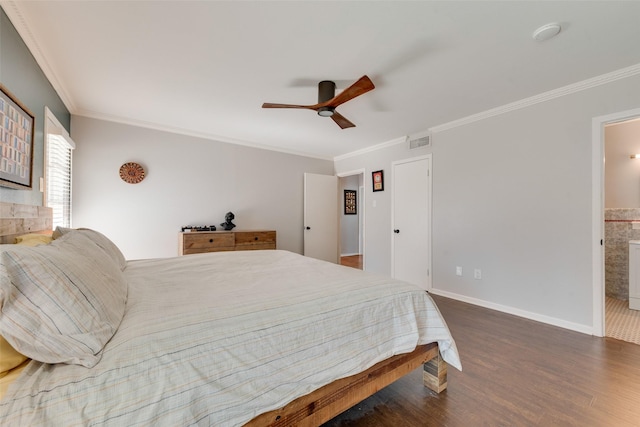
[0,84,35,189]
[372,170,384,192]
[344,189,357,215]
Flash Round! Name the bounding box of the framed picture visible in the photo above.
[372,170,384,192]
[0,84,35,189]
[344,189,357,215]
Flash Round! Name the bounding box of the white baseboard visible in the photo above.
[340,253,361,257]
[429,288,594,336]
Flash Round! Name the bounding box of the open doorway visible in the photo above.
[338,170,365,270]
[603,117,640,345]
[593,107,640,342]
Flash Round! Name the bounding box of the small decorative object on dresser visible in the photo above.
[220,211,236,230]
[179,230,276,255]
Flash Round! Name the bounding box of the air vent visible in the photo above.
[408,133,431,150]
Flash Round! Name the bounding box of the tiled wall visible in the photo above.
[605,208,640,299]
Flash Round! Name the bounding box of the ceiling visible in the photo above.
[3,1,640,160]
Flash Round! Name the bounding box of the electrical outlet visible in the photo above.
[456,266,463,276]
[474,269,482,280]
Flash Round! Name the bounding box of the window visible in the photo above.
[44,108,75,228]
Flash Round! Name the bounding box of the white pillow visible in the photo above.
[53,227,126,270]
[0,231,127,367]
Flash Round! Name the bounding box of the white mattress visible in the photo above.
[0,250,460,426]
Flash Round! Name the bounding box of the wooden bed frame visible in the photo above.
[0,201,448,426]
[0,201,52,244]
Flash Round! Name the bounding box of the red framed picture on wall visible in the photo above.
[372,170,384,192]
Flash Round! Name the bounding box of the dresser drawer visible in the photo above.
[180,232,234,255]
[234,231,276,250]
[179,230,276,255]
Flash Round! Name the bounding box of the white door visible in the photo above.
[304,173,339,263]
[391,155,432,289]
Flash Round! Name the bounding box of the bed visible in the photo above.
[0,201,461,426]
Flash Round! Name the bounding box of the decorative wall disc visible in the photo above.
[119,162,145,184]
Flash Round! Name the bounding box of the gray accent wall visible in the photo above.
[0,8,70,204]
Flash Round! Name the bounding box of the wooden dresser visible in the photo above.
[179,230,276,255]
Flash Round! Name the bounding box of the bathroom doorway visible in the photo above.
[599,112,640,345]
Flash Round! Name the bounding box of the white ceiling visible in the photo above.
[4,1,640,159]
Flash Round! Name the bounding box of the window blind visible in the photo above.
[46,133,74,228]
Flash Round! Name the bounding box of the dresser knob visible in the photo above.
[254,237,258,241]
[209,239,214,243]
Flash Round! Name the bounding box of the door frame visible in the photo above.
[592,107,640,337]
[391,154,433,290]
[337,169,366,269]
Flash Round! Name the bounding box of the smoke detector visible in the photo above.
[532,23,562,42]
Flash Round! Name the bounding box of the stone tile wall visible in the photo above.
[605,208,640,300]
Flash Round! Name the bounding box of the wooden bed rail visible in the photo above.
[245,342,446,427]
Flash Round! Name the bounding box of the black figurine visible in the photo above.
[220,212,236,230]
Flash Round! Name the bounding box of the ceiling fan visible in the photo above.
[262,75,375,129]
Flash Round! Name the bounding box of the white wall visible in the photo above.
[605,118,640,208]
[70,116,333,260]
[336,72,640,332]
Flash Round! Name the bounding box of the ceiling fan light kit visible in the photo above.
[262,75,375,129]
[317,107,335,117]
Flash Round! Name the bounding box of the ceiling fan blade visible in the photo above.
[262,103,315,109]
[331,111,356,129]
[325,75,375,108]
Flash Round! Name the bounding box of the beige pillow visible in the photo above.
[14,233,53,247]
[0,335,28,379]
[0,231,127,367]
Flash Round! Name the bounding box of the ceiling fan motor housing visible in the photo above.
[317,81,336,116]
[318,80,336,102]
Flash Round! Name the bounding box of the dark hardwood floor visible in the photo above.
[323,294,640,426]
[340,255,363,270]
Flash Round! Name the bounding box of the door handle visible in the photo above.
[394,229,400,234]
[305,226,311,230]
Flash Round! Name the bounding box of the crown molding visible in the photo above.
[334,135,407,162]
[430,62,640,133]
